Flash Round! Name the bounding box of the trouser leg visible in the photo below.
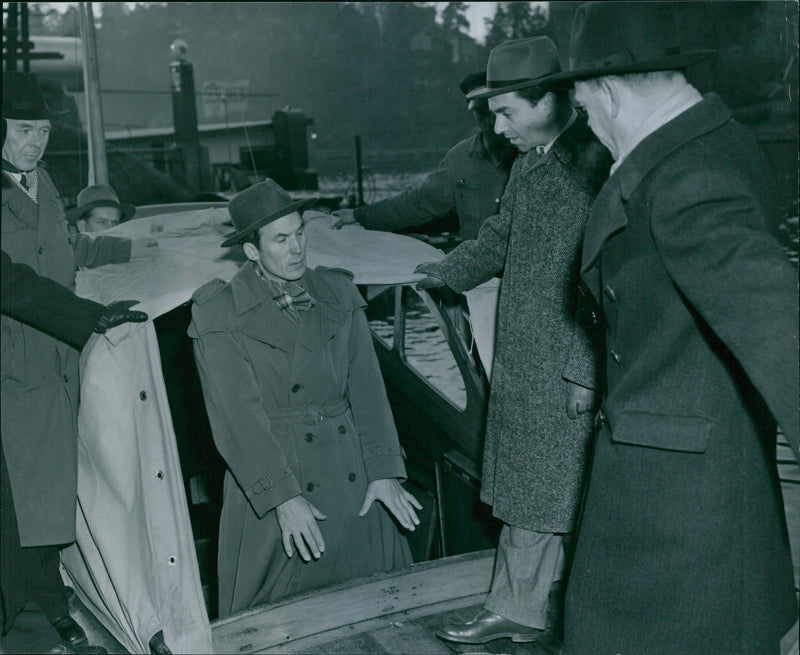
[484,524,565,629]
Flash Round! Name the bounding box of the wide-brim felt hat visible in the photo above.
[547,2,715,87]
[221,178,316,247]
[466,37,563,100]
[64,183,136,224]
[3,71,70,120]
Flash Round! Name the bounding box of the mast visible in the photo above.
[78,2,108,185]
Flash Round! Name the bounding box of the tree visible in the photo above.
[441,2,469,37]
[484,1,547,49]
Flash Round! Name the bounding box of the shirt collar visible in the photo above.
[536,109,578,155]
[610,82,703,175]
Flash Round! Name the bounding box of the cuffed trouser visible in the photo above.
[484,524,565,629]
[465,277,501,380]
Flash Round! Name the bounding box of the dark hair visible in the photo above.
[516,85,570,108]
[242,230,260,247]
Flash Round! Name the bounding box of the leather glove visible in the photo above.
[94,300,148,333]
[414,261,446,290]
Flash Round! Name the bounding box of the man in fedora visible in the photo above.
[415,37,610,646]
[2,71,147,654]
[549,3,799,654]
[331,70,517,377]
[65,183,158,268]
[188,179,421,617]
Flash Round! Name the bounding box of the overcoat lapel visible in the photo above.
[234,263,297,353]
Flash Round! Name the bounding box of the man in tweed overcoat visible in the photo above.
[417,37,610,645]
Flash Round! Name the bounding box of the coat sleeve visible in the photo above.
[72,233,132,268]
[650,167,800,459]
[344,285,407,482]
[1,249,104,350]
[354,157,455,232]
[190,312,303,517]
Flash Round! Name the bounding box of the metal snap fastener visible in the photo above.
[337,425,347,434]
[140,390,148,400]
[304,433,314,442]
[155,470,164,480]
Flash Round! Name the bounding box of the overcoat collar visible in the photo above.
[581,94,732,287]
[232,263,345,369]
[517,111,590,175]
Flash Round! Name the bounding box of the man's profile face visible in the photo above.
[488,91,549,153]
[78,206,122,233]
[245,211,307,281]
[2,118,51,171]
[573,81,615,156]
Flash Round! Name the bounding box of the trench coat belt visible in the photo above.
[268,397,350,427]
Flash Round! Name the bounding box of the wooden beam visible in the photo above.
[211,549,495,654]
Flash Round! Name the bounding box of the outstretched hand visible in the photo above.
[275,495,327,561]
[94,300,148,333]
[414,261,445,291]
[359,478,422,531]
[330,209,357,229]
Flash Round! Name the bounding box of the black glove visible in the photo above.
[414,261,446,290]
[94,300,148,333]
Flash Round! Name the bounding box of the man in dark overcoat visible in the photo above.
[416,38,611,645]
[548,3,800,654]
[189,180,421,618]
[1,73,146,654]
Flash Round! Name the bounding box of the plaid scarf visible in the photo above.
[2,159,39,202]
[254,263,314,323]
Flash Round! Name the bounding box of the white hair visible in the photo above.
[583,70,686,92]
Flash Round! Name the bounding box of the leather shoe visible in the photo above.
[52,615,87,648]
[435,609,545,644]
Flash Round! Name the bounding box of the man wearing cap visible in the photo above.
[65,183,158,268]
[551,3,799,654]
[332,71,517,377]
[2,72,147,654]
[188,179,421,617]
[415,38,610,646]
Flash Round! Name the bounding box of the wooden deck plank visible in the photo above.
[211,550,495,654]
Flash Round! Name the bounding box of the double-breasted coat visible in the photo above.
[439,114,611,532]
[563,94,800,655]
[1,169,82,548]
[189,263,412,617]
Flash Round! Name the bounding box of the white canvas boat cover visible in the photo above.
[61,207,443,654]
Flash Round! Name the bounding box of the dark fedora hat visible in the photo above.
[3,71,68,120]
[548,2,715,86]
[459,71,487,97]
[221,179,316,247]
[65,184,136,225]
[466,37,562,100]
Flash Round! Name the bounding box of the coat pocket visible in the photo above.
[610,411,712,454]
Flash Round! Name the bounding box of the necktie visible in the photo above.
[19,174,29,190]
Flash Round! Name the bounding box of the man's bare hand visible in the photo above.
[331,209,356,229]
[359,478,422,531]
[566,380,596,419]
[275,495,327,561]
[414,261,445,290]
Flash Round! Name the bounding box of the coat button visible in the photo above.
[610,349,621,364]
[603,285,616,301]
[140,390,148,400]
[458,178,465,185]
[306,482,315,492]
[337,425,347,434]
[38,246,43,255]
[348,473,357,482]
[291,384,303,393]
[62,374,70,383]
[304,432,314,442]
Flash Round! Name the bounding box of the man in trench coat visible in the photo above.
[189,180,420,618]
[1,73,146,654]
[417,38,611,646]
[549,3,800,654]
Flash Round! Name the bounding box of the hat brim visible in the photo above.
[220,197,318,247]
[546,50,716,88]
[64,199,136,225]
[466,72,562,101]
[3,107,73,121]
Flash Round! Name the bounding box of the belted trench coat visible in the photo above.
[563,94,799,655]
[1,169,82,548]
[189,263,411,617]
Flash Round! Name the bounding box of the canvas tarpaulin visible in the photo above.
[61,207,443,653]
